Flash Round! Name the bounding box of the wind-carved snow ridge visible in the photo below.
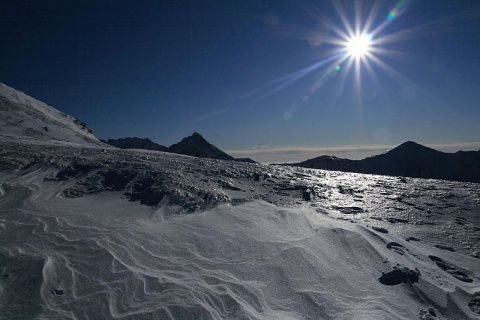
[1,140,480,319]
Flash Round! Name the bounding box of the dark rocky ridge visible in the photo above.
[101,137,169,152]
[103,133,253,163]
[285,141,480,183]
[168,132,235,161]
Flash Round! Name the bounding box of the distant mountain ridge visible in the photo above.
[5,82,477,180]
[101,137,168,152]
[103,133,236,161]
[102,133,256,163]
[0,83,247,162]
[285,141,480,183]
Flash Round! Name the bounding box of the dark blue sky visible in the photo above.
[2,0,479,162]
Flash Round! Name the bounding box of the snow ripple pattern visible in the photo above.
[1,143,480,319]
[2,193,420,320]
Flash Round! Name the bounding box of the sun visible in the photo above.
[346,33,372,58]
[240,1,412,106]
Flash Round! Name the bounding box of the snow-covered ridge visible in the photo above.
[1,140,480,319]
[0,83,104,146]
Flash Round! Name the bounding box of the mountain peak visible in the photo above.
[169,132,234,161]
[399,140,421,147]
[388,141,439,155]
[396,140,429,149]
[189,132,208,142]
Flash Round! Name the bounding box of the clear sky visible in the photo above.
[2,0,480,162]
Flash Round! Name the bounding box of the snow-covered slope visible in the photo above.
[0,83,104,147]
[0,85,479,319]
[1,140,479,319]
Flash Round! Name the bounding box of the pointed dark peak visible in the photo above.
[187,132,208,143]
[170,132,208,147]
[169,132,234,161]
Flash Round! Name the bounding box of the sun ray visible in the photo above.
[363,0,383,36]
[355,0,362,36]
[366,53,413,85]
[302,53,352,99]
[238,0,420,112]
[254,53,344,101]
[362,54,383,92]
[331,0,355,39]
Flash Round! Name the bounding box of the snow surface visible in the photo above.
[1,141,480,320]
[1,83,479,319]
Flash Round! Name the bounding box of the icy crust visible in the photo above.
[1,140,480,319]
[1,141,479,257]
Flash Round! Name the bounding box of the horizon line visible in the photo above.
[226,141,480,164]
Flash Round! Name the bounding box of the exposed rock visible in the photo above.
[428,255,473,282]
[469,295,480,314]
[372,226,389,233]
[379,267,420,286]
[434,244,455,252]
[302,190,312,201]
[405,236,420,242]
[102,137,169,152]
[386,242,404,249]
[168,132,235,161]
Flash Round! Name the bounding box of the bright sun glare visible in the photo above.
[347,33,372,58]
[246,1,411,107]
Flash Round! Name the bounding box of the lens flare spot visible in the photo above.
[388,0,407,20]
[387,10,397,20]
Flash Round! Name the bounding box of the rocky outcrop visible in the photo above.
[102,137,168,152]
[168,132,235,161]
